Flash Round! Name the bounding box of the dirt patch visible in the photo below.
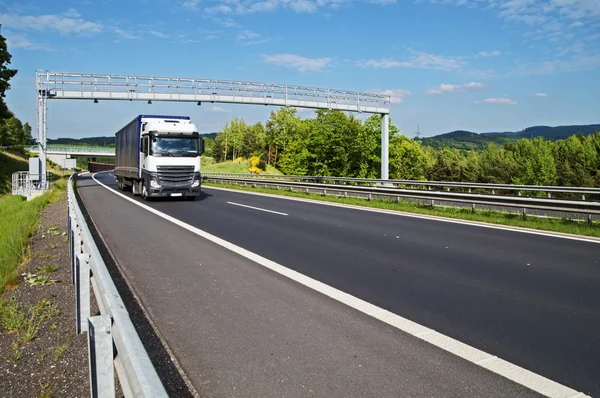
[0,199,89,398]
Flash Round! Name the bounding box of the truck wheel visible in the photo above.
[142,184,149,200]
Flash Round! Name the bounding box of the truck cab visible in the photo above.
[115,115,205,200]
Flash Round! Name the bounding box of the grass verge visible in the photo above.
[204,181,600,238]
[0,177,68,293]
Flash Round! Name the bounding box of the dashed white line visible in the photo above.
[204,185,600,245]
[89,172,590,398]
[227,201,288,216]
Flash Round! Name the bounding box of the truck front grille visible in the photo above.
[156,165,195,185]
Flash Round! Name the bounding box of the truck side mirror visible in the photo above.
[200,138,205,155]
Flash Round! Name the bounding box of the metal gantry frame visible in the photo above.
[35,70,393,179]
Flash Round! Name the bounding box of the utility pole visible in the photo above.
[415,124,421,139]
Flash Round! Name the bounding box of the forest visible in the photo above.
[206,108,600,187]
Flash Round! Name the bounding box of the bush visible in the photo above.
[258,160,267,171]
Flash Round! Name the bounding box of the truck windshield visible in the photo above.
[151,137,199,157]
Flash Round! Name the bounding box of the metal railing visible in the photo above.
[67,174,167,397]
[202,174,600,223]
[201,173,600,201]
[25,145,115,156]
[12,171,52,196]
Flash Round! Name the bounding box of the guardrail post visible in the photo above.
[88,315,115,398]
[472,203,476,214]
[76,253,91,334]
[582,194,586,201]
[70,221,80,284]
[588,213,593,227]
[431,199,435,208]
[522,207,527,220]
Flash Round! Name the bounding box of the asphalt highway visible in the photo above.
[78,172,599,396]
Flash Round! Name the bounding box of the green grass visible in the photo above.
[0,169,68,293]
[205,182,600,238]
[0,195,51,291]
[0,150,30,196]
[202,160,282,175]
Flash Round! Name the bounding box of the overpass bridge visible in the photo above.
[26,145,115,157]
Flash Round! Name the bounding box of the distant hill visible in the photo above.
[422,124,600,151]
[48,132,219,147]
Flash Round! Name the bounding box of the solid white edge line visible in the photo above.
[204,185,600,245]
[89,172,589,398]
[227,201,288,216]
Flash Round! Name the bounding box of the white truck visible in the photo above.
[115,115,204,200]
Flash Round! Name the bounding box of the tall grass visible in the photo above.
[0,171,68,293]
[0,195,50,292]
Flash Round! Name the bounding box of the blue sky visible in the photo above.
[2,0,599,138]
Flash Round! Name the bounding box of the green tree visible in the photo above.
[0,33,18,120]
[389,135,427,180]
[0,113,23,146]
[553,135,597,187]
[428,148,463,181]
[479,143,517,184]
[265,107,300,166]
[511,137,556,185]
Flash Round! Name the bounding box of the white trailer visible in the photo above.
[115,115,204,200]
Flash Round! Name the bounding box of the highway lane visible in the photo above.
[76,173,542,397]
[88,172,598,395]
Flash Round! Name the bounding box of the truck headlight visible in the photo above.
[191,179,200,188]
[150,179,160,189]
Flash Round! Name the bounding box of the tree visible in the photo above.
[553,135,597,187]
[427,148,464,181]
[479,143,517,184]
[0,33,18,120]
[389,135,427,180]
[0,113,23,146]
[511,137,556,185]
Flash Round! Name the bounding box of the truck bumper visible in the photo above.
[148,185,200,198]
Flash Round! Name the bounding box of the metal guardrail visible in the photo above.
[12,171,52,196]
[201,173,600,200]
[203,175,600,223]
[67,174,168,397]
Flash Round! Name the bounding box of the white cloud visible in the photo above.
[205,5,233,14]
[530,92,548,97]
[370,0,397,4]
[149,31,170,39]
[213,18,241,27]
[427,82,486,95]
[483,97,517,105]
[237,29,260,40]
[209,106,232,113]
[477,50,501,57]
[357,51,463,71]
[0,12,103,35]
[190,0,347,14]
[263,53,332,72]
[236,29,270,44]
[4,32,47,50]
[183,0,201,10]
[370,89,412,103]
[113,27,138,40]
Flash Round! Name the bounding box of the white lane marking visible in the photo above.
[90,173,589,398]
[227,201,288,216]
[204,186,600,245]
